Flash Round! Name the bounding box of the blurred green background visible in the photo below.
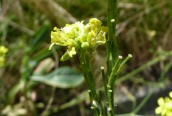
[0,0,172,115]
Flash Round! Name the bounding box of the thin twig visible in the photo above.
[116,51,172,85]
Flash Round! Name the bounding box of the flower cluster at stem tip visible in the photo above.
[155,91,172,116]
[49,18,108,61]
[0,45,8,67]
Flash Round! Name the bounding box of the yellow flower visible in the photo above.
[0,46,8,55]
[0,45,8,67]
[49,18,107,61]
[155,92,172,116]
[61,47,76,61]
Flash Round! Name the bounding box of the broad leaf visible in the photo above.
[31,67,84,88]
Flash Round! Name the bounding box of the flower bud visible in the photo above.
[81,42,89,50]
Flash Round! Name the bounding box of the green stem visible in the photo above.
[101,66,108,96]
[107,55,132,116]
[79,51,99,116]
[107,0,118,115]
[116,54,132,76]
[108,56,122,86]
[107,87,115,116]
[107,56,122,116]
[131,89,153,114]
[131,52,172,114]
[116,51,172,85]
[107,0,118,76]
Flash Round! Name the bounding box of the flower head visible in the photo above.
[0,45,8,67]
[50,18,107,61]
[0,46,8,55]
[155,92,172,116]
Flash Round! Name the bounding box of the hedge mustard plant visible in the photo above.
[50,0,132,115]
[50,18,107,115]
[49,18,132,116]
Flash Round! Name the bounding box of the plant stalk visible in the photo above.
[79,51,99,116]
[106,0,118,115]
[107,0,118,75]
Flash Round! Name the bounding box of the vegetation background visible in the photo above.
[0,0,172,115]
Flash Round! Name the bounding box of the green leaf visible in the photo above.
[31,67,84,88]
[30,25,51,53]
[8,80,26,104]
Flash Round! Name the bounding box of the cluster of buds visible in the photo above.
[49,18,107,61]
[0,46,8,67]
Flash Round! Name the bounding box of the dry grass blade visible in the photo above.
[25,0,77,26]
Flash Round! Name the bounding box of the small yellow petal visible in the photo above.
[169,91,172,98]
[155,107,162,114]
[0,46,8,54]
[158,97,164,105]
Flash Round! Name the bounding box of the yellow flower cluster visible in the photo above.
[49,18,107,61]
[0,45,8,67]
[155,91,172,116]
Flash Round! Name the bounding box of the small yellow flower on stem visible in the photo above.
[49,18,107,61]
[49,19,107,115]
[0,45,8,67]
[155,92,172,116]
[60,47,76,61]
[0,46,8,55]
